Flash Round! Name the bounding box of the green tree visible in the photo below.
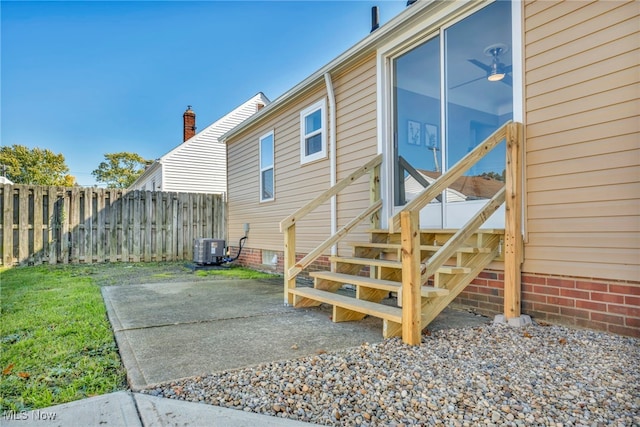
[0,144,74,185]
[92,152,151,188]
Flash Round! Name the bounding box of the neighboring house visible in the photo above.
[0,176,14,185]
[222,1,639,337]
[130,93,269,193]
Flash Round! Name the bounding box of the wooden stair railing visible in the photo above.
[394,121,523,344]
[279,154,382,305]
[279,122,523,346]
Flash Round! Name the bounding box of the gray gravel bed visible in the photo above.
[143,323,639,426]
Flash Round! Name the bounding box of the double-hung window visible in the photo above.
[299,99,327,164]
[259,131,274,202]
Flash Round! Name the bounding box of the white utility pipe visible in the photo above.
[324,73,337,256]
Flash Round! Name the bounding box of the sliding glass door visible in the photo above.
[392,1,513,228]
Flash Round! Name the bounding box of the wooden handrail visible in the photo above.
[389,122,510,232]
[282,153,382,303]
[421,186,506,283]
[288,200,382,278]
[280,154,382,232]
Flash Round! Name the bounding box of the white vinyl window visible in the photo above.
[299,99,327,164]
[259,131,274,202]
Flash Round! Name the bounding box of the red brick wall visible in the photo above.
[456,270,640,338]
[234,246,640,338]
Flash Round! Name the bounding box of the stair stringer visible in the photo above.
[420,235,501,328]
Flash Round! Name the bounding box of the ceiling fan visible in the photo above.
[451,43,512,90]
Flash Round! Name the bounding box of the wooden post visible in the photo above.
[504,122,523,319]
[3,185,13,266]
[370,163,381,229]
[284,224,296,305]
[47,186,57,264]
[96,189,105,263]
[18,187,29,264]
[33,186,43,264]
[84,187,93,263]
[109,190,119,262]
[61,189,71,264]
[400,210,421,345]
[155,192,164,262]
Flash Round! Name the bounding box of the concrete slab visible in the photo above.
[0,391,141,427]
[103,279,386,390]
[134,393,316,426]
[102,279,289,332]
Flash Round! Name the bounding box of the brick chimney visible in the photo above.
[183,105,196,142]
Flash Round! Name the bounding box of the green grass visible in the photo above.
[0,262,278,411]
[194,265,279,279]
[0,266,126,411]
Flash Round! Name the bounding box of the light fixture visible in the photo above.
[487,60,506,81]
[484,44,508,82]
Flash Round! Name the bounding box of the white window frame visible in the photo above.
[259,130,275,203]
[299,99,327,165]
[376,0,523,228]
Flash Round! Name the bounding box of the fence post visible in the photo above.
[504,122,523,319]
[401,210,421,345]
[33,186,43,264]
[47,186,57,264]
[154,192,163,262]
[84,187,93,263]
[2,185,12,266]
[96,189,105,263]
[144,191,153,262]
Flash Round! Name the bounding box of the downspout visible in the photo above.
[324,73,337,256]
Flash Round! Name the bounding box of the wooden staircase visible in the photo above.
[289,229,503,338]
[281,122,523,345]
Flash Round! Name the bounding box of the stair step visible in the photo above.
[349,242,491,254]
[368,228,504,235]
[309,271,449,296]
[438,266,472,274]
[311,271,399,291]
[289,287,402,323]
[330,256,402,269]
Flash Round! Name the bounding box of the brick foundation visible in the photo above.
[457,270,640,338]
[229,246,331,281]
[234,246,640,338]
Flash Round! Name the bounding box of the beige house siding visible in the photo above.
[523,0,640,282]
[228,87,332,254]
[227,54,380,257]
[334,53,379,255]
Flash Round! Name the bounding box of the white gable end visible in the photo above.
[130,93,269,194]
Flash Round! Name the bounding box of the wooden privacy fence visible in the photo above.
[0,185,226,266]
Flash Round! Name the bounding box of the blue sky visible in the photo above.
[1,0,406,186]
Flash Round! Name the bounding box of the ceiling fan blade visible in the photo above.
[468,58,491,73]
[505,64,513,73]
[501,74,513,87]
[449,74,486,90]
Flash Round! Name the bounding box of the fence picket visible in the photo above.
[0,185,225,266]
[47,186,57,264]
[2,185,13,265]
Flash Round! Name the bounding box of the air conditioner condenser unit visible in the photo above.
[193,238,226,265]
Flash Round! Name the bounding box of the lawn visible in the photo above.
[0,265,126,411]
[0,262,278,411]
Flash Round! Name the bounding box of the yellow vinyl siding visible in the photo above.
[227,52,379,257]
[523,0,640,282]
[228,88,333,254]
[334,54,378,255]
